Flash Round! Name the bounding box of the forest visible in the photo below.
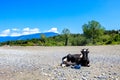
[0,20,120,46]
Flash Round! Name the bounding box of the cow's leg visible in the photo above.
[85,60,90,67]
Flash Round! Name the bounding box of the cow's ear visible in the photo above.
[87,50,89,53]
[67,54,72,58]
[87,51,89,53]
[81,51,82,53]
[86,49,89,53]
[81,49,83,53]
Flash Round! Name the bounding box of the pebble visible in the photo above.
[109,73,111,75]
[113,73,117,75]
[0,71,5,74]
[97,75,107,79]
[109,75,114,79]
[115,78,119,80]
[101,73,105,76]
[110,65,113,68]
[94,75,97,78]
[82,76,87,80]
[20,71,23,74]
[83,74,87,77]
[43,73,48,76]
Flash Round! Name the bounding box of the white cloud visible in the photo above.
[22,27,40,35]
[47,28,58,33]
[12,28,20,31]
[0,27,40,37]
[0,29,10,36]
[10,32,21,36]
[23,27,29,32]
[0,27,58,37]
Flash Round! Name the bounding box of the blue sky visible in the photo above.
[0,0,120,36]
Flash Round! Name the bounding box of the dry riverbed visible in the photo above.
[0,45,120,80]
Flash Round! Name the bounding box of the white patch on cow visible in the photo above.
[61,64,66,67]
[80,54,83,58]
[84,49,86,51]
[63,58,67,62]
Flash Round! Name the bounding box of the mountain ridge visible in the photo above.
[0,32,58,42]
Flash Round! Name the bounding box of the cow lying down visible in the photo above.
[61,49,90,68]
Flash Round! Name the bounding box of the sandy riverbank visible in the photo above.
[0,45,120,80]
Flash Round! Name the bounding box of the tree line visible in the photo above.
[0,20,120,46]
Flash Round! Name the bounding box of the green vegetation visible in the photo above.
[0,20,120,46]
[82,20,105,45]
[61,28,71,46]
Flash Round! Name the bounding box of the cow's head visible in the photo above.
[81,49,89,60]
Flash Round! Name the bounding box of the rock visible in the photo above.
[109,73,111,75]
[101,73,105,76]
[109,75,114,79]
[51,77,54,80]
[114,78,119,80]
[110,65,113,68]
[87,71,91,74]
[83,74,87,77]
[42,72,48,76]
[47,74,51,77]
[97,75,107,79]
[94,75,97,78]
[20,71,23,74]
[0,71,5,74]
[62,78,66,80]
[113,73,117,75]
[82,76,87,80]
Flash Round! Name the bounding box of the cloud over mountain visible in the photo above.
[0,29,11,36]
[47,28,58,33]
[0,27,58,37]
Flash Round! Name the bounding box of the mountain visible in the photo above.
[0,32,58,42]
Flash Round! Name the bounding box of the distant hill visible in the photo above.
[0,32,58,42]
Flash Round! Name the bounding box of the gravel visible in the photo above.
[0,45,120,80]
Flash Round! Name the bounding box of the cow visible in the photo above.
[61,53,83,67]
[61,49,90,67]
[80,49,90,67]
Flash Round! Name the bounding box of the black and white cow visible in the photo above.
[61,53,83,67]
[61,49,90,67]
[80,49,90,67]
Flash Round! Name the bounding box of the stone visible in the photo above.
[82,76,87,80]
[94,75,97,78]
[101,73,105,76]
[115,78,118,80]
[113,73,117,75]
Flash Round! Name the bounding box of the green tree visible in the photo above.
[82,20,105,44]
[40,34,46,45]
[62,28,70,46]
